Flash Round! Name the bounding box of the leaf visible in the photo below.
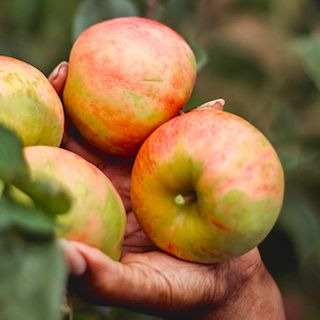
[0,195,55,238]
[0,125,29,184]
[0,126,67,319]
[0,231,66,320]
[279,187,320,291]
[187,39,208,72]
[0,180,4,197]
[72,0,139,41]
[14,178,72,216]
[278,187,320,271]
[0,125,71,216]
[292,34,320,90]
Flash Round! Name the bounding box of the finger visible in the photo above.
[59,239,87,276]
[66,241,128,304]
[67,242,168,311]
[196,99,225,111]
[67,241,216,317]
[48,61,68,96]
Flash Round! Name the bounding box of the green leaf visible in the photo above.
[0,232,66,320]
[292,34,320,90]
[0,195,55,238]
[278,187,320,271]
[187,39,208,72]
[0,125,71,216]
[279,187,320,291]
[14,178,72,216]
[72,0,139,41]
[0,180,4,197]
[0,125,29,184]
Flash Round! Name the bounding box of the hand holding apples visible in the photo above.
[50,63,285,320]
[1,13,286,318]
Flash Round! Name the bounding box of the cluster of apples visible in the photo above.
[0,17,284,264]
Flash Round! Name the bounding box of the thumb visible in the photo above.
[48,61,68,96]
[64,241,165,312]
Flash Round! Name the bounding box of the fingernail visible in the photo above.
[59,239,87,276]
[71,251,87,276]
[49,61,68,80]
[198,99,225,111]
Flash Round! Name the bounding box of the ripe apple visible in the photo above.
[63,17,196,156]
[24,146,126,260]
[0,56,64,147]
[131,101,284,264]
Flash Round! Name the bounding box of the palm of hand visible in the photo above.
[49,64,263,316]
[62,123,229,311]
[62,120,263,315]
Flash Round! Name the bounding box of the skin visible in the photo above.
[63,17,196,156]
[131,107,284,263]
[24,146,126,260]
[49,63,286,319]
[0,56,64,147]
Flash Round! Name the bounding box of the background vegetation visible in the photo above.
[0,0,319,319]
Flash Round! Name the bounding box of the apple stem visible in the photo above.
[174,193,196,206]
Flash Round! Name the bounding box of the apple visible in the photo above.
[131,101,284,264]
[63,17,196,156]
[0,56,64,147]
[24,146,126,260]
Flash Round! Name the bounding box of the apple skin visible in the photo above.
[24,146,126,260]
[63,17,196,156]
[131,107,284,264]
[0,56,64,147]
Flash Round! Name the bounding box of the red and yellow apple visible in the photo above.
[63,17,196,156]
[131,102,284,264]
[24,146,126,260]
[0,56,64,147]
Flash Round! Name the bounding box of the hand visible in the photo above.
[49,63,286,319]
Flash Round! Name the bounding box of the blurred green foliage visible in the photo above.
[0,126,68,320]
[1,0,320,319]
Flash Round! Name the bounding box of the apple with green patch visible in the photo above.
[24,146,126,260]
[63,17,196,156]
[0,56,64,147]
[131,100,284,264]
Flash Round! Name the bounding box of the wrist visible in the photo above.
[202,264,285,320]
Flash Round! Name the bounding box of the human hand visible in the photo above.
[49,63,285,319]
